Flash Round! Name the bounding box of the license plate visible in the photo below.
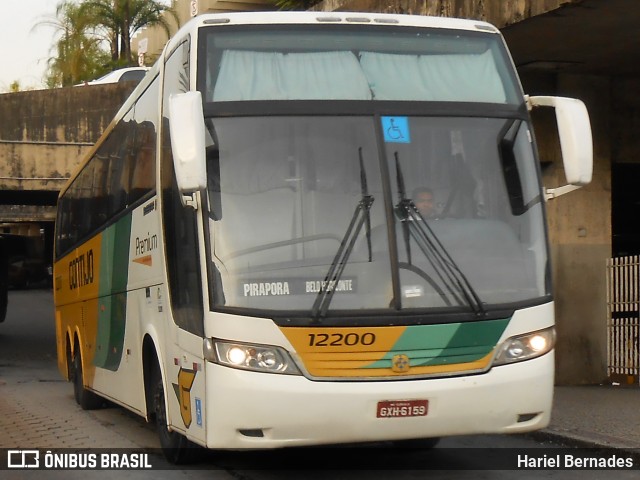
[376,399,428,418]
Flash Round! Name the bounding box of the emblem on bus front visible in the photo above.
[391,354,410,373]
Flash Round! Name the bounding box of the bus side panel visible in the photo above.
[164,329,208,446]
[54,215,137,406]
[89,291,145,412]
[93,216,131,372]
[54,234,102,383]
[89,198,163,414]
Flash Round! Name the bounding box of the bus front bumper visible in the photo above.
[203,352,553,449]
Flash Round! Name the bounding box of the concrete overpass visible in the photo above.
[0,83,136,268]
[0,83,136,222]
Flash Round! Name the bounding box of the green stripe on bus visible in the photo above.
[93,214,132,371]
[365,318,509,369]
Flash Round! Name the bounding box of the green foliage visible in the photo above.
[36,0,179,87]
[81,0,179,64]
[35,1,109,87]
[272,0,322,10]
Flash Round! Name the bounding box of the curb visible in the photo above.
[526,430,640,461]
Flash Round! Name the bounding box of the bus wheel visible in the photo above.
[71,346,103,410]
[391,437,441,449]
[152,370,199,464]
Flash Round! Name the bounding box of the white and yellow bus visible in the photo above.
[53,11,592,463]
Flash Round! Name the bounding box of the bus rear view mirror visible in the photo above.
[528,96,593,199]
[169,91,207,207]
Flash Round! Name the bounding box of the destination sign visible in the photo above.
[240,277,357,297]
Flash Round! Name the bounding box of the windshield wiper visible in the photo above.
[311,148,374,321]
[394,152,413,265]
[360,147,373,263]
[393,153,485,316]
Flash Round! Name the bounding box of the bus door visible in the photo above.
[162,144,208,445]
[159,38,208,445]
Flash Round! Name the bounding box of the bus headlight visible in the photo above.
[204,339,301,375]
[493,327,555,366]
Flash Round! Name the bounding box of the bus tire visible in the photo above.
[72,345,103,410]
[152,367,200,464]
[391,437,441,449]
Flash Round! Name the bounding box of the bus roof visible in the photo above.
[196,11,498,31]
[164,11,501,54]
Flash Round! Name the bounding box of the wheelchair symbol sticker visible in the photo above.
[382,116,410,144]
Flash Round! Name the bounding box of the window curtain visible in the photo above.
[360,50,507,103]
[213,50,372,101]
[212,49,507,103]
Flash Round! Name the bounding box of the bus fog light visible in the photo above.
[204,339,301,375]
[494,327,555,366]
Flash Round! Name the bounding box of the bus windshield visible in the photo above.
[203,115,547,316]
[198,25,547,318]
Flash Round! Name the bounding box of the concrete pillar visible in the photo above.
[523,72,611,384]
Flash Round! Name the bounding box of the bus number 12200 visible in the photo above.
[308,332,376,347]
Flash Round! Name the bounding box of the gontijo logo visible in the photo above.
[68,249,94,290]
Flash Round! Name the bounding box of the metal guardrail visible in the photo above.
[606,255,640,385]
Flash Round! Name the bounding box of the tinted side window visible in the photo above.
[55,109,133,256]
[55,77,160,258]
[129,79,159,204]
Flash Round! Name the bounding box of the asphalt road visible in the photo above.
[0,289,636,479]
